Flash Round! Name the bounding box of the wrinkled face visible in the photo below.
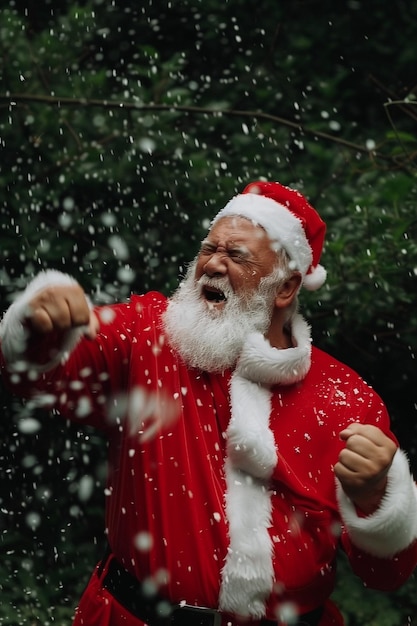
[194,216,278,310]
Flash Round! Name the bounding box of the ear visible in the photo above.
[274,273,302,309]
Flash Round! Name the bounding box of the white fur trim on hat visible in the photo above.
[212,193,313,279]
[336,448,417,558]
[0,270,90,372]
[302,263,327,291]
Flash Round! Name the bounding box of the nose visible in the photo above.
[203,252,228,277]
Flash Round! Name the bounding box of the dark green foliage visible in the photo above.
[1,0,417,623]
[333,552,417,625]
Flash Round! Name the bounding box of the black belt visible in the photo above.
[98,551,323,626]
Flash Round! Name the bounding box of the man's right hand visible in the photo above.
[26,285,99,340]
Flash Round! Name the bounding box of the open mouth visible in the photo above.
[202,286,227,304]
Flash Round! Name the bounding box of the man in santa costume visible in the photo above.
[1,181,417,626]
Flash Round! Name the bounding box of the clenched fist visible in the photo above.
[334,423,397,515]
[26,284,99,340]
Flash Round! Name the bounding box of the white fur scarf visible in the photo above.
[219,315,312,617]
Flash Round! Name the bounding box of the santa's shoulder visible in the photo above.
[125,291,168,317]
[308,345,385,407]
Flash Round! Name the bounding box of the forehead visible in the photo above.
[207,215,272,247]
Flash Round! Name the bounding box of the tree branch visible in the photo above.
[0,92,405,165]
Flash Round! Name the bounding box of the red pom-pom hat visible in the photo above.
[212,181,327,291]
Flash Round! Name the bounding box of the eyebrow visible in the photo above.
[200,239,251,256]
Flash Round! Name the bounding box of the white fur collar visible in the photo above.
[219,314,312,617]
[237,313,312,385]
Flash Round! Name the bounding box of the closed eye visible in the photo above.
[229,250,247,262]
[199,243,216,256]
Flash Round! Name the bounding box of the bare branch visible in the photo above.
[0,91,402,164]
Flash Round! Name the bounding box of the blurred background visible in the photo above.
[0,0,416,623]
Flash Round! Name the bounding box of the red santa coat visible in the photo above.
[2,289,417,626]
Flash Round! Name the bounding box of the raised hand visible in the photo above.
[334,422,397,515]
[26,284,99,340]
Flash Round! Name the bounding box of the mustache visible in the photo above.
[196,275,235,298]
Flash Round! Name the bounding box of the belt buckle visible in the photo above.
[173,604,222,626]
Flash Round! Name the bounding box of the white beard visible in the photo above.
[162,261,282,373]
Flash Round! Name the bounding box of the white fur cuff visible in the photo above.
[0,270,89,372]
[337,449,417,558]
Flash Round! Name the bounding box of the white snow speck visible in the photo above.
[134,531,154,552]
[18,418,41,434]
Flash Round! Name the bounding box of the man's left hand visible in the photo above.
[334,423,397,515]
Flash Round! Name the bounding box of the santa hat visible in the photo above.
[212,180,327,290]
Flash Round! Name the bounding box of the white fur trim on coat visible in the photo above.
[237,315,311,386]
[337,449,417,558]
[0,270,90,372]
[226,374,277,479]
[219,461,275,618]
[219,376,276,617]
[219,316,313,617]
